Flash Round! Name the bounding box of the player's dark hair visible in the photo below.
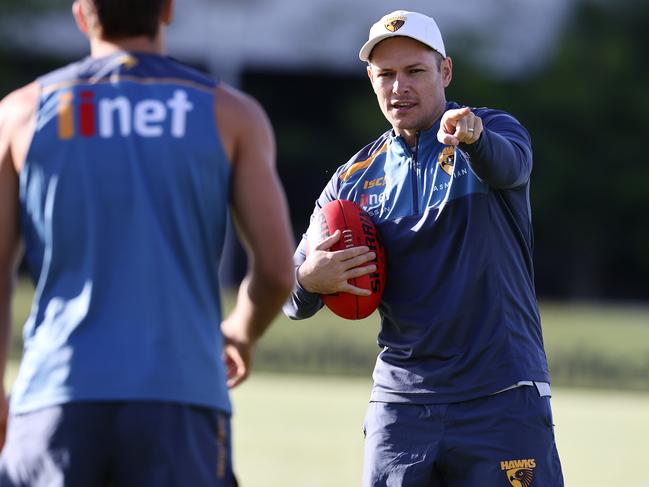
[83,0,166,40]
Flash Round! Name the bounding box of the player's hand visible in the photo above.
[221,318,254,389]
[437,107,483,146]
[298,229,377,296]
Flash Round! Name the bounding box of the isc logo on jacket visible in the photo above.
[57,89,193,139]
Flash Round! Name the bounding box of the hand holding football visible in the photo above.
[304,200,386,319]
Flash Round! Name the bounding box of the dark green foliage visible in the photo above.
[245,0,649,299]
[1,0,70,13]
[1,0,647,299]
[522,0,649,299]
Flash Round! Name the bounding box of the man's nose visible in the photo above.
[392,73,410,94]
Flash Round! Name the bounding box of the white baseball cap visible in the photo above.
[359,10,446,62]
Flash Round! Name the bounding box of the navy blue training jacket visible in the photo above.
[283,101,550,404]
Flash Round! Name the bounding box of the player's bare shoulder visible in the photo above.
[0,82,39,172]
[213,83,274,166]
[0,82,39,125]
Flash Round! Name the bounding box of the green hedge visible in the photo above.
[9,280,649,391]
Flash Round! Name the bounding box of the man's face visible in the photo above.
[367,36,452,140]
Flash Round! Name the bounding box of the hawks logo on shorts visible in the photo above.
[384,15,406,32]
[438,146,455,176]
[500,459,536,487]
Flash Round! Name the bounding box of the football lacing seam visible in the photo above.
[342,229,354,248]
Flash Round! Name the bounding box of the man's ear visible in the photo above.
[72,1,90,36]
[441,56,453,88]
[367,65,378,94]
[161,0,174,25]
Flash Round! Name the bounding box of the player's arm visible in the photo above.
[215,84,295,387]
[0,84,36,448]
[437,107,532,189]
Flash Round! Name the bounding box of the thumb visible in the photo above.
[315,229,341,251]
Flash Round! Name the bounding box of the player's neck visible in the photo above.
[89,34,165,58]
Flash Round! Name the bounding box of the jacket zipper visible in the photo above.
[411,131,421,214]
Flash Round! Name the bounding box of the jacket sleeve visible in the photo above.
[461,109,533,189]
[282,172,340,320]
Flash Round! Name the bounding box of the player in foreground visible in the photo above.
[284,10,564,486]
[0,0,294,485]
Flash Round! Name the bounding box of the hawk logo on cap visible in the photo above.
[384,15,406,32]
[500,459,536,487]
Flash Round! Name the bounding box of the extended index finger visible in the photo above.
[443,107,471,122]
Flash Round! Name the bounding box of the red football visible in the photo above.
[306,199,386,320]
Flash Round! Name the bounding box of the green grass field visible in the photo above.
[7,279,649,486]
[5,364,645,486]
[231,374,649,487]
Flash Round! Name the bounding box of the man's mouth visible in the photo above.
[391,101,416,111]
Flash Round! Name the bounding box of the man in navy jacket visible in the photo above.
[284,10,564,487]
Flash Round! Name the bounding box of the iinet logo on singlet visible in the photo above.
[57,89,193,139]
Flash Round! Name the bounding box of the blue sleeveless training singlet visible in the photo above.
[12,52,232,414]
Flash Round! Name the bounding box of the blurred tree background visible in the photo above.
[244,0,649,301]
[517,0,649,300]
[1,0,647,301]
[3,6,647,483]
